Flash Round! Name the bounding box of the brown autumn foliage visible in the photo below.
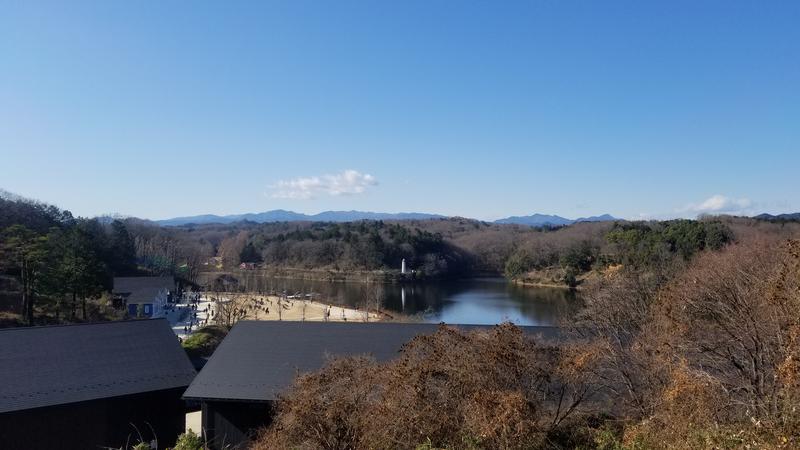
[658,238,800,419]
[606,238,800,448]
[570,266,673,418]
[253,237,800,450]
[619,361,730,449]
[255,324,592,450]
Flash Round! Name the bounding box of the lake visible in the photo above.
[226,275,580,326]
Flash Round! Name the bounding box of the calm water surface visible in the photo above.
[231,276,580,326]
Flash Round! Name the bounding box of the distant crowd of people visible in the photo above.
[175,292,214,337]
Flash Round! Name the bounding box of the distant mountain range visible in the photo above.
[111,209,800,227]
[155,210,619,227]
[753,212,800,222]
[7,186,796,227]
[494,213,618,227]
[156,210,446,226]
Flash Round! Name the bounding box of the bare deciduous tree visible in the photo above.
[658,238,800,420]
[255,324,589,450]
[212,292,250,329]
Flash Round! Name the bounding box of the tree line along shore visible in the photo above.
[2,191,800,327]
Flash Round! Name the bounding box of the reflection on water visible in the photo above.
[226,275,580,326]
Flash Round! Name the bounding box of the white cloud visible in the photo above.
[681,194,753,215]
[269,170,378,199]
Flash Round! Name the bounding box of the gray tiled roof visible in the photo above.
[113,276,175,304]
[183,321,560,402]
[0,319,196,413]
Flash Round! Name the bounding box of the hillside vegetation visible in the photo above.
[256,235,800,450]
[123,214,781,290]
[3,193,800,447]
[0,196,137,325]
[124,216,743,283]
[3,192,800,326]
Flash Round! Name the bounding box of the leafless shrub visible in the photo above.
[254,236,800,449]
[658,238,800,421]
[570,265,673,418]
[613,238,800,448]
[255,324,591,450]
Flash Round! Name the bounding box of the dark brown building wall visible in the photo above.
[0,387,186,450]
[201,400,272,449]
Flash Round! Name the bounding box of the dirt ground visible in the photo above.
[242,295,381,322]
[207,293,383,324]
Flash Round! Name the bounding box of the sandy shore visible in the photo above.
[206,293,382,323]
[169,292,384,339]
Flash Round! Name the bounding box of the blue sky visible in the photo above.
[1,1,798,221]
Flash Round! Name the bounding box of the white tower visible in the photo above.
[401,258,407,274]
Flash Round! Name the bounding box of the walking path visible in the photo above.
[167,292,213,339]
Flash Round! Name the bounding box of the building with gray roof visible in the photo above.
[113,276,175,318]
[184,320,560,448]
[0,319,196,449]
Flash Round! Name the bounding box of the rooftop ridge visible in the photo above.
[0,318,168,333]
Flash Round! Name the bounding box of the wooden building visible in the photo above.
[183,321,560,449]
[0,319,196,449]
[113,276,175,318]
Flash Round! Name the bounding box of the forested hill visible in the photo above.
[130,220,474,280]
[0,195,139,325]
[5,193,800,297]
